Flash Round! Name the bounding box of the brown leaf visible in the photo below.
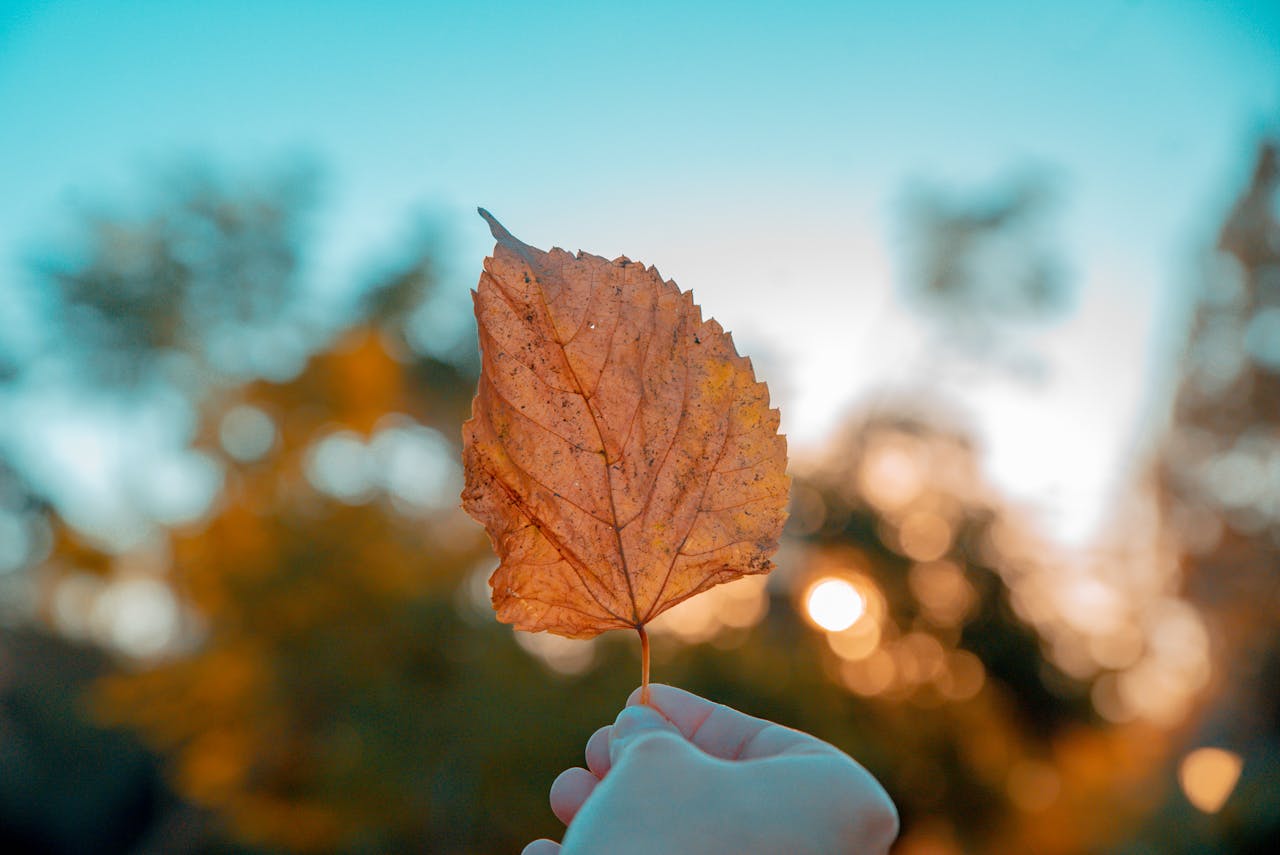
[461,211,789,639]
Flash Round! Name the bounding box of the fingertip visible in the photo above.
[625,682,676,707]
[609,705,685,766]
[585,725,613,777]
[521,839,561,855]
[625,684,723,738]
[611,703,674,738]
[549,767,597,825]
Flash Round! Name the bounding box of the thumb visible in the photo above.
[608,703,684,766]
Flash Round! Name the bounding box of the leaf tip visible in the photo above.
[479,209,542,267]
[477,207,512,241]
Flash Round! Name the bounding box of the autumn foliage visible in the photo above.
[461,212,789,661]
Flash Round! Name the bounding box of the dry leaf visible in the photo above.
[461,210,789,648]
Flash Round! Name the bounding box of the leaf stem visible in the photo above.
[637,624,651,706]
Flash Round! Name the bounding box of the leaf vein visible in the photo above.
[482,372,599,457]
[699,491,788,514]
[524,257,640,623]
[586,270,625,400]
[494,440,614,527]
[480,462,625,622]
[640,355,731,622]
[609,281,658,472]
[676,537,758,559]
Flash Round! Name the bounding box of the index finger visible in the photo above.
[625,684,835,761]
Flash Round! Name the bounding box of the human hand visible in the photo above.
[522,684,898,855]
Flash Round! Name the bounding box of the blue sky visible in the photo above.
[0,0,1277,547]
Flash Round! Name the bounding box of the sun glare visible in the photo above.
[805,577,867,632]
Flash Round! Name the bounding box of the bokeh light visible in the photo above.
[1178,748,1243,814]
[513,631,597,677]
[827,616,882,661]
[650,574,770,643]
[936,650,986,702]
[90,577,181,659]
[304,429,376,503]
[896,511,953,562]
[805,577,867,632]
[219,405,277,462]
[908,560,975,626]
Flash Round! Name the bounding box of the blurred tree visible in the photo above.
[1118,139,1280,853]
[34,164,318,392]
[774,411,1158,855]
[91,316,495,851]
[900,172,1070,380]
[4,165,531,852]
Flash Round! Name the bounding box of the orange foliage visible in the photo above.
[303,330,407,436]
[89,324,486,851]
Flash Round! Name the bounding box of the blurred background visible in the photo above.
[1,1,1278,852]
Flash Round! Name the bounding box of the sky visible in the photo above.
[0,0,1277,548]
